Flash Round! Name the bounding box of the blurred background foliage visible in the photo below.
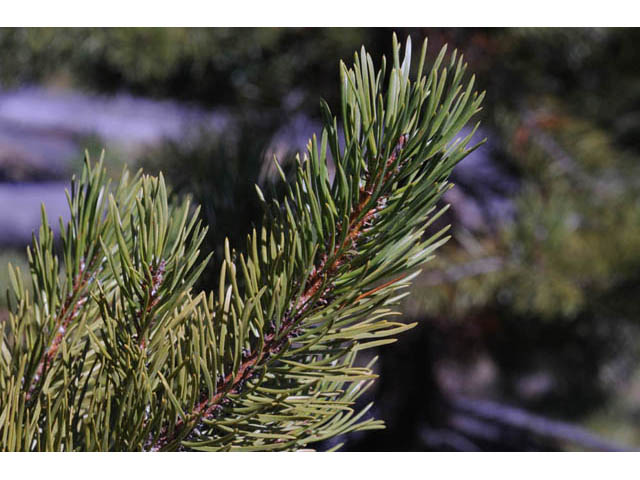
[1,27,640,450]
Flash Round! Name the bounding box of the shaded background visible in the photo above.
[1,27,640,451]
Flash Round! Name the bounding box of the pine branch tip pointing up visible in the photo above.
[1,35,483,452]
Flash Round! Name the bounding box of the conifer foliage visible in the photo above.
[0,36,483,451]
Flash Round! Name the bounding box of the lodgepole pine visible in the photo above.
[0,35,484,451]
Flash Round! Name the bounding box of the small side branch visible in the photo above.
[26,255,97,401]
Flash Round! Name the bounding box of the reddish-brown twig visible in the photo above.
[153,134,409,450]
[26,256,98,401]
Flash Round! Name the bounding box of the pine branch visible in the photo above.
[26,254,93,401]
[154,132,413,449]
[154,35,484,451]
[0,35,484,451]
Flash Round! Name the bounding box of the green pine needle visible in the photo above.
[0,35,483,451]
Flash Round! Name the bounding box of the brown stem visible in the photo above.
[296,134,408,311]
[139,259,166,350]
[26,255,98,401]
[154,134,409,450]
